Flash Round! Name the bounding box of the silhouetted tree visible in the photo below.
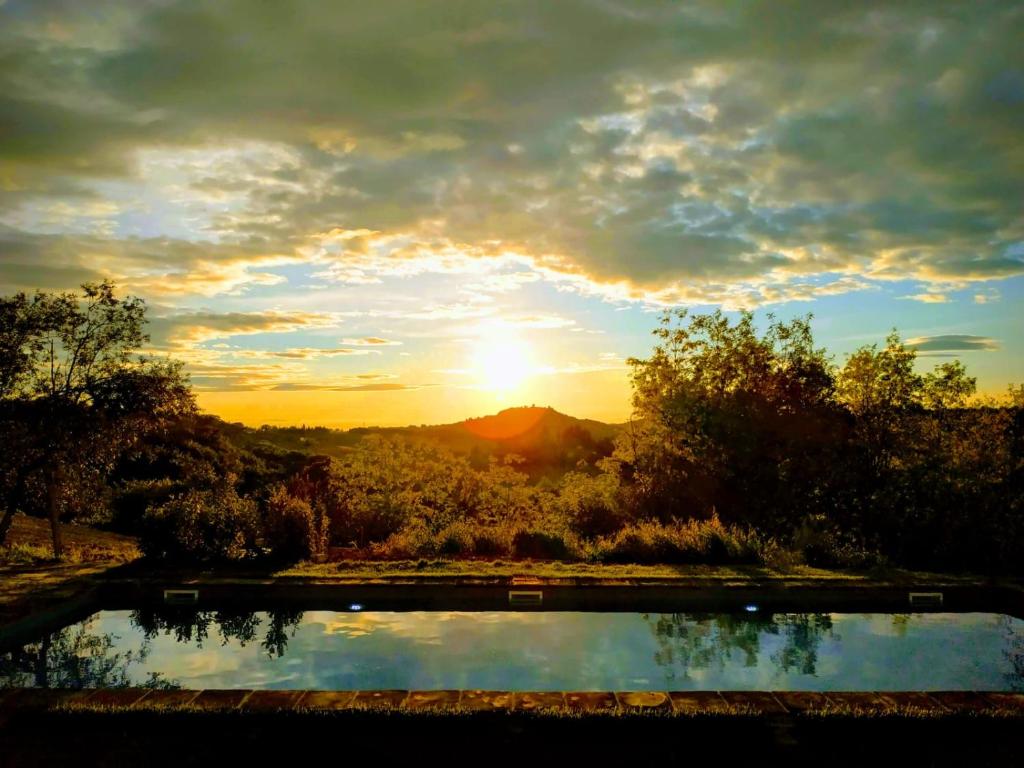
[618,309,840,533]
[0,282,194,556]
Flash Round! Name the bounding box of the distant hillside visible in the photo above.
[225,407,623,479]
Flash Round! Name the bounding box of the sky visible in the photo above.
[1,0,1022,427]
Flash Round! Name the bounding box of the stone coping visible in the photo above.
[1,688,1022,719]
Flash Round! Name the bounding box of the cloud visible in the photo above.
[0,227,296,298]
[340,337,402,346]
[271,382,423,392]
[251,348,378,359]
[149,310,341,347]
[1,0,1022,309]
[901,292,951,304]
[906,335,1000,353]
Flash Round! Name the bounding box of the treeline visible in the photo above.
[1,284,1022,572]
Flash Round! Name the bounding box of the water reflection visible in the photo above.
[2,610,1021,691]
[0,623,178,690]
[130,607,305,659]
[647,613,835,682]
[1003,615,1024,691]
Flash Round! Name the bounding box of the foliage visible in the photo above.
[139,485,258,562]
[621,310,1023,572]
[2,283,1021,573]
[556,471,628,538]
[617,310,841,535]
[0,282,194,557]
[288,437,550,548]
[511,528,578,560]
[262,484,328,562]
[592,516,764,566]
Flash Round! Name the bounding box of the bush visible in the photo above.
[373,521,513,559]
[556,471,627,538]
[594,516,764,565]
[110,479,179,534]
[262,485,328,562]
[512,529,577,560]
[436,521,475,555]
[140,486,258,562]
[791,517,884,569]
[471,526,513,557]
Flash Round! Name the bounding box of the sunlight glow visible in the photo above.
[471,326,534,392]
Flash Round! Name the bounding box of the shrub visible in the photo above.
[471,526,513,557]
[436,521,475,555]
[139,486,258,562]
[512,529,577,560]
[791,518,884,569]
[374,522,513,558]
[109,479,179,535]
[374,522,434,559]
[262,485,328,562]
[556,471,627,538]
[594,516,763,565]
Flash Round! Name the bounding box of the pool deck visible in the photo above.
[2,686,1023,719]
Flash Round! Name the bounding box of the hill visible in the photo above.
[228,407,623,479]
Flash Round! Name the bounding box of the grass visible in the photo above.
[0,514,140,566]
[272,557,986,585]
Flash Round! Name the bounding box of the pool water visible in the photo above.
[2,610,1022,691]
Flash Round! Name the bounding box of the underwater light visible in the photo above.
[350,603,363,611]
[744,604,759,612]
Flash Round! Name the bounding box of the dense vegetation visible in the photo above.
[1,285,1022,573]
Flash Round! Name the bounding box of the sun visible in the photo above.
[471,328,533,391]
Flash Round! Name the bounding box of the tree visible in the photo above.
[617,309,841,533]
[0,281,194,557]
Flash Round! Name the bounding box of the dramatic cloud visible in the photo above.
[1,0,1021,306]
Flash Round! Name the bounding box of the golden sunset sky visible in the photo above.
[1,1,1022,426]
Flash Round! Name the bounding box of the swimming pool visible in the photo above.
[2,609,1021,692]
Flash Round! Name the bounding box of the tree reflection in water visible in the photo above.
[0,622,178,689]
[645,612,835,683]
[129,608,305,659]
[1002,615,1024,691]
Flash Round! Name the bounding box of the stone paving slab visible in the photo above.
[514,692,565,711]
[927,692,991,712]
[83,688,151,709]
[191,689,252,710]
[242,690,305,712]
[404,690,461,710]
[720,691,788,714]
[875,692,946,711]
[982,693,1024,711]
[668,692,732,714]
[134,689,200,709]
[565,692,616,711]
[459,690,515,711]
[3,688,1023,718]
[295,691,357,710]
[616,691,671,712]
[774,692,831,713]
[353,690,409,709]
[822,692,888,712]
